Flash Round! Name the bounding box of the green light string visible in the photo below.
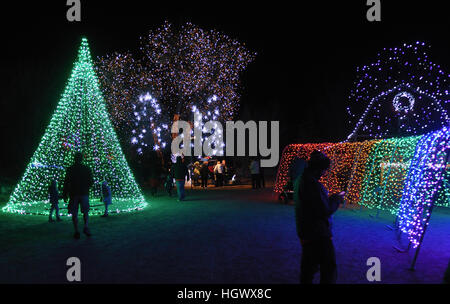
[359,135,421,214]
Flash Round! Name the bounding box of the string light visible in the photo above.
[2,38,147,216]
[393,91,415,113]
[397,127,450,248]
[346,42,449,140]
[274,133,447,216]
[358,135,421,214]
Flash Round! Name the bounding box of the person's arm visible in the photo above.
[328,193,344,213]
[308,179,335,218]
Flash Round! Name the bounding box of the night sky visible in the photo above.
[0,1,448,179]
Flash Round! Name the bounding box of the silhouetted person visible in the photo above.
[48,180,61,222]
[192,161,201,187]
[259,160,265,188]
[170,156,189,201]
[221,160,228,185]
[249,158,260,189]
[164,170,174,197]
[290,156,307,199]
[200,161,209,189]
[63,152,94,239]
[295,150,344,284]
[100,181,112,217]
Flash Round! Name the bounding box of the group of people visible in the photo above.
[44,150,450,283]
[164,157,230,202]
[213,160,228,187]
[190,160,228,188]
[47,152,112,239]
[150,156,267,198]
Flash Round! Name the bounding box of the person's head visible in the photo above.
[176,156,182,164]
[222,160,226,165]
[217,161,221,165]
[203,161,208,165]
[74,152,83,164]
[307,150,331,179]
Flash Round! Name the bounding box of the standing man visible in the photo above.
[63,152,94,239]
[221,160,228,185]
[295,150,344,284]
[200,161,210,189]
[249,158,260,189]
[171,156,190,201]
[259,159,265,188]
[214,161,223,187]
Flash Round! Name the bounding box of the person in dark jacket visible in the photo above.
[249,158,260,189]
[258,159,265,188]
[170,156,190,201]
[200,161,210,189]
[48,180,62,222]
[295,150,344,284]
[63,152,94,239]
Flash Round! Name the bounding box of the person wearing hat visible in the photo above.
[295,150,345,284]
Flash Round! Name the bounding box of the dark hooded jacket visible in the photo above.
[295,167,340,240]
[63,162,93,198]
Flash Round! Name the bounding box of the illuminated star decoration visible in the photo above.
[96,22,256,144]
[346,41,449,140]
[2,38,147,216]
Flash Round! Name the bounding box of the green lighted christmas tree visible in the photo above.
[2,38,147,216]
